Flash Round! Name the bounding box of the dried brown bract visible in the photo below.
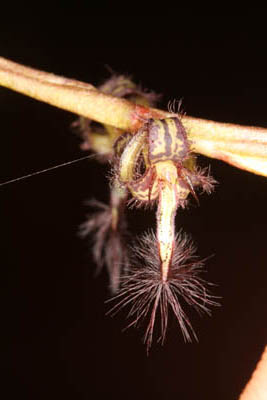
[80,184,129,294]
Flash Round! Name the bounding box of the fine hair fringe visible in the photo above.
[107,230,219,352]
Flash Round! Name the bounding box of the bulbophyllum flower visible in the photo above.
[114,116,215,282]
[110,115,217,348]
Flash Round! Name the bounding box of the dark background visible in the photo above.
[1,15,267,400]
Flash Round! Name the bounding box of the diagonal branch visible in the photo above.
[182,116,267,177]
[0,56,266,177]
[239,345,267,400]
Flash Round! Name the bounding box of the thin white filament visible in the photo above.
[0,152,108,187]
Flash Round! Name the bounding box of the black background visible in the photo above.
[1,14,267,400]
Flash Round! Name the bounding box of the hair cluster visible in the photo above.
[108,231,218,351]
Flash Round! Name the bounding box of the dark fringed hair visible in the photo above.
[108,231,219,352]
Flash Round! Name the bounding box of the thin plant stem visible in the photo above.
[0,56,267,176]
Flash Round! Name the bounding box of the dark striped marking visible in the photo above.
[148,117,190,164]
